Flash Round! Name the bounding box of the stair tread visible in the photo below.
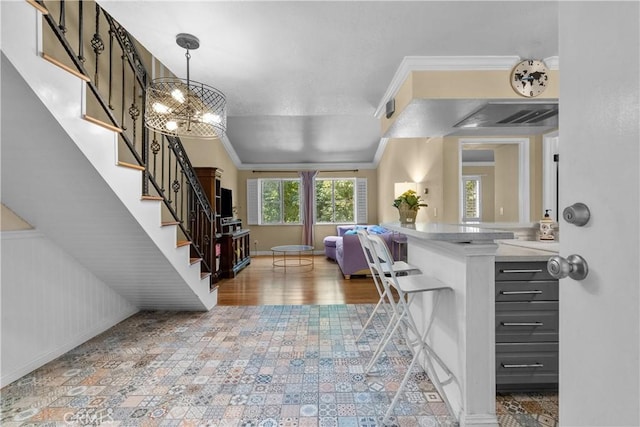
[201,272,212,280]
[118,161,145,171]
[162,221,180,227]
[41,53,89,82]
[26,0,49,14]
[177,240,191,248]
[190,258,202,265]
[141,195,163,201]
[85,115,123,133]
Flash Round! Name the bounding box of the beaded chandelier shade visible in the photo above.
[145,33,226,139]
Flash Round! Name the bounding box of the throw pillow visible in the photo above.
[367,225,387,235]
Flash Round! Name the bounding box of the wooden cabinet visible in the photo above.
[495,261,559,391]
[194,167,250,281]
[194,167,223,283]
[220,219,251,278]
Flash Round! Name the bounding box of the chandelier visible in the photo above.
[145,33,226,139]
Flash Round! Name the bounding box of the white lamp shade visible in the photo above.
[394,182,417,197]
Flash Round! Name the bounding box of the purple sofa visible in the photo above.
[323,225,405,279]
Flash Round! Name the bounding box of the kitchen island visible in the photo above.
[381,222,557,427]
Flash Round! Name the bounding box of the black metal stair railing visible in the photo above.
[35,0,217,285]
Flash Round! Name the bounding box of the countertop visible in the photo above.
[381,222,557,261]
[496,239,559,262]
[382,222,514,243]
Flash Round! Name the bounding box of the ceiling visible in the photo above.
[98,1,559,170]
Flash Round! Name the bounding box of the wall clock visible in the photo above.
[510,59,549,97]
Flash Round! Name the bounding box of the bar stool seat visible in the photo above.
[379,260,418,275]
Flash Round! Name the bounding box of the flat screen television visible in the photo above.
[221,187,233,218]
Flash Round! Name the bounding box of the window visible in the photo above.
[315,178,355,223]
[462,176,482,222]
[247,177,367,225]
[259,179,301,224]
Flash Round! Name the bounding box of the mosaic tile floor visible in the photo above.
[1,305,557,426]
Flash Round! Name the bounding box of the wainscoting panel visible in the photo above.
[0,230,138,387]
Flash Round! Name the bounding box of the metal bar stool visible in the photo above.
[354,229,420,342]
[364,233,457,424]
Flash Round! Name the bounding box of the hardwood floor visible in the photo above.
[216,255,381,305]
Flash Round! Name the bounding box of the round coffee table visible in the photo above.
[271,245,314,271]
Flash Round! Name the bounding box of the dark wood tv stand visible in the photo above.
[219,219,251,278]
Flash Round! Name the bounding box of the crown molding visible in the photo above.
[237,162,377,171]
[375,55,560,118]
[372,137,390,166]
[219,133,243,168]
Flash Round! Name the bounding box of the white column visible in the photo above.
[407,238,499,427]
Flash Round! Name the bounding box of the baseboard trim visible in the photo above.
[459,413,499,427]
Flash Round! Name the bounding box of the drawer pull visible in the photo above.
[500,269,544,274]
[501,363,544,369]
[500,290,543,295]
[501,322,544,327]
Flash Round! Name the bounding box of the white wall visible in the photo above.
[0,231,138,387]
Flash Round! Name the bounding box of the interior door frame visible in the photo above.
[542,130,559,221]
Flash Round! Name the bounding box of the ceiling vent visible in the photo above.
[454,102,558,128]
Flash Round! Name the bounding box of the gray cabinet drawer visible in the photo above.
[496,262,555,282]
[496,301,558,343]
[496,342,558,387]
[496,280,558,302]
[495,261,559,391]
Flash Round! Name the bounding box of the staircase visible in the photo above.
[1,1,216,311]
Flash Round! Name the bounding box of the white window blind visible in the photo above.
[246,179,259,225]
[356,178,367,223]
[462,176,481,222]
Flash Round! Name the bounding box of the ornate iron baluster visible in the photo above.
[77,1,84,63]
[108,28,114,110]
[128,81,139,143]
[140,76,149,198]
[142,129,149,196]
[188,188,195,237]
[166,148,173,204]
[172,141,180,211]
[120,53,126,130]
[180,171,186,226]
[151,132,160,177]
[58,0,66,33]
[161,135,166,193]
[91,4,104,86]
